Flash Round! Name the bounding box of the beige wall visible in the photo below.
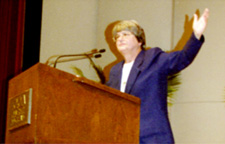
[40,0,99,81]
[40,0,225,143]
[171,0,225,143]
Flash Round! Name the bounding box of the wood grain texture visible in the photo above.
[5,63,140,143]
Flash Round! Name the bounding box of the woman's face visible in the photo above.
[115,30,142,55]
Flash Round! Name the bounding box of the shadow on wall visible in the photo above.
[171,9,200,52]
[103,21,123,82]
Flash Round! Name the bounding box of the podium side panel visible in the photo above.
[5,64,41,143]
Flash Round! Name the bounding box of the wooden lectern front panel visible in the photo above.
[5,63,140,143]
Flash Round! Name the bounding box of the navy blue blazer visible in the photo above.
[106,33,204,143]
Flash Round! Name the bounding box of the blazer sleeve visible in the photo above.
[105,61,123,90]
[165,32,205,75]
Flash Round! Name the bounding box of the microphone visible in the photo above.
[98,49,106,53]
[45,49,106,83]
[45,49,105,68]
[85,53,106,84]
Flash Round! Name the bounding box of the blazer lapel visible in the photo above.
[112,61,124,90]
[125,50,145,94]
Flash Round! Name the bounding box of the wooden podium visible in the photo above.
[5,63,140,143]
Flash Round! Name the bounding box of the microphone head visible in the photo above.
[99,49,106,53]
[94,54,102,58]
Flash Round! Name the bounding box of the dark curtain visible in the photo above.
[22,0,42,71]
[0,0,25,142]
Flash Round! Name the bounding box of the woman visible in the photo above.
[106,9,209,143]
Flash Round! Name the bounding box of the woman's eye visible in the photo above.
[115,35,119,40]
[124,33,131,36]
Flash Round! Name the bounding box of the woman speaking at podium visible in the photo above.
[106,8,209,143]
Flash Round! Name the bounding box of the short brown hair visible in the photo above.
[112,20,146,49]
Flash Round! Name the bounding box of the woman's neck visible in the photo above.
[123,48,141,63]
